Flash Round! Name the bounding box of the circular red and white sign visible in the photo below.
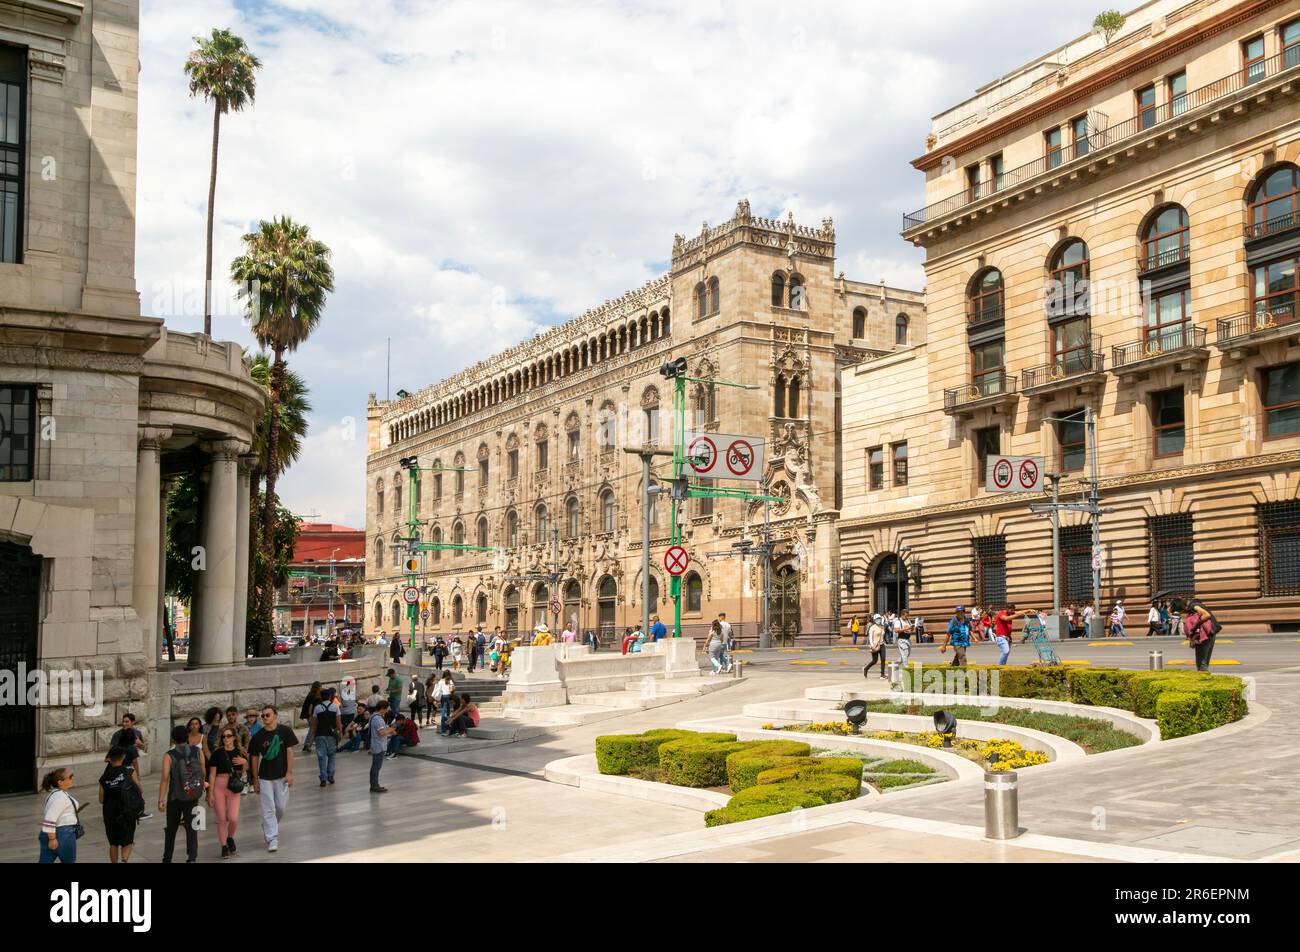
[992,458,1014,489]
[664,545,690,576]
[688,436,717,475]
[726,439,755,476]
[1018,459,1039,490]
[550,598,561,615]
[403,586,420,604]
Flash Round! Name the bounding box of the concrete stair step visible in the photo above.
[741,698,846,722]
[503,705,633,727]
[568,691,683,711]
[465,719,553,742]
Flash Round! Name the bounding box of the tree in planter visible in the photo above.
[184,28,261,337]
[1093,10,1126,44]
[232,217,334,656]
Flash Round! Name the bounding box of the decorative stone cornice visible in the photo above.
[0,342,144,374]
[200,439,250,462]
[671,201,835,271]
[136,426,172,452]
[237,453,260,476]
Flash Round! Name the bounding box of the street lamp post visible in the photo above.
[328,546,340,636]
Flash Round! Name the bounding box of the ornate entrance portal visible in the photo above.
[0,541,40,794]
[772,565,801,644]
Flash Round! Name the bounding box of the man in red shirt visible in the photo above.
[993,603,1027,665]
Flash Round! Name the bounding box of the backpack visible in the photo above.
[116,770,145,824]
[168,746,203,802]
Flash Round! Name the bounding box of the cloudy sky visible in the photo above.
[138,0,1107,528]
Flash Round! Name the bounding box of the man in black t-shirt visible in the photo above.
[248,704,298,852]
[109,713,150,819]
[310,688,342,787]
[99,746,139,864]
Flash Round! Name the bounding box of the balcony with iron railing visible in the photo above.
[1111,322,1207,373]
[1246,208,1299,241]
[943,370,1018,416]
[1139,243,1190,273]
[903,49,1300,235]
[1216,299,1300,353]
[1021,342,1106,396]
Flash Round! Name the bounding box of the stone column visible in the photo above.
[191,441,245,667]
[132,428,170,670]
[233,454,258,663]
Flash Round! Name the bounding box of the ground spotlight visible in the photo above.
[844,699,868,734]
[933,710,957,748]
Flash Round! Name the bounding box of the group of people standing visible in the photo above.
[423,627,515,678]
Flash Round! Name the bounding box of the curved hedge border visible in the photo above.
[897,665,1246,740]
[594,729,865,827]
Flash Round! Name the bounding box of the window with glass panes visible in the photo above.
[1058,410,1086,471]
[685,573,703,613]
[1071,115,1089,158]
[508,449,518,479]
[868,447,884,490]
[1249,167,1300,240]
[1253,254,1299,328]
[892,443,908,487]
[1259,501,1300,595]
[1262,363,1300,439]
[1152,388,1185,457]
[975,425,999,485]
[973,536,1007,607]
[567,429,579,461]
[966,163,982,201]
[1060,525,1093,602]
[1136,84,1157,129]
[696,477,714,517]
[600,490,615,533]
[0,385,35,481]
[1048,240,1089,320]
[1167,70,1187,116]
[1053,317,1093,374]
[536,439,548,470]
[1142,205,1189,270]
[1149,513,1194,594]
[1242,35,1266,84]
[479,458,488,486]
[1044,127,1063,168]
[455,469,464,494]
[1285,19,1300,69]
[968,269,1004,325]
[1146,287,1191,349]
[990,154,1005,192]
[972,339,1005,396]
[0,46,24,264]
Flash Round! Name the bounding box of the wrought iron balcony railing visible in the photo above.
[1246,209,1299,241]
[1111,323,1205,368]
[943,371,1017,412]
[1216,301,1300,343]
[1139,244,1190,272]
[1021,347,1104,391]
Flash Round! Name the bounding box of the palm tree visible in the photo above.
[232,217,333,654]
[185,28,261,337]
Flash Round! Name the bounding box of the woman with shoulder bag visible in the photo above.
[207,727,247,858]
[1177,596,1221,671]
[863,618,888,679]
[38,767,83,863]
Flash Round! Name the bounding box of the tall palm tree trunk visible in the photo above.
[256,348,285,655]
[203,106,221,337]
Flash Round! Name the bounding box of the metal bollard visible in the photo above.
[732,660,743,678]
[984,769,1020,839]
[1149,650,1164,671]
[886,660,900,686]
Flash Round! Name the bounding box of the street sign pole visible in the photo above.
[1048,473,1062,614]
[1087,404,1102,638]
[641,452,652,640]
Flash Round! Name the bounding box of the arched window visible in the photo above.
[685,572,703,613]
[374,536,384,570]
[1142,204,1190,269]
[694,282,707,318]
[375,479,384,516]
[535,503,549,540]
[391,599,401,628]
[506,510,518,547]
[373,601,382,628]
[661,308,670,337]
[565,496,580,538]
[788,274,805,309]
[1248,164,1300,239]
[597,401,616,454]
[1048,240,1092,374]
[774,375,786,418]
[477,516,489,548]
[532,584,549,629]
[452,520,464,546]
[476,593,487,625]
[563,580,581,629]
[392,479,402,515]
[968,269,1004,325]
[648,575,659,606]
[771,272,785,306]
[708,276,720,315]
[600,489,615,533]
[787,376,801,417]
[895,313,909,345]
[504,587,520,632]
[431,597,441,625]
[452,595,463,626]
[852,307,866,338]
[598,576,617,630]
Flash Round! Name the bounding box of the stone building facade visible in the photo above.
[839,0,1300,632]
[366,201,924,645]
[0,1,264,792]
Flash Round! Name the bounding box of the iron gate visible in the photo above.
[772,566,801,644]
[0,541,40,794]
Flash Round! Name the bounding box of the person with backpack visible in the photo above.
[1178,596,1221,671]
[99,747,141,863]
[108,712,150,818]
[206,725,248,859]
[849,614,861,644]
[158,724,204,864]
[39,767,82,864]
[300,682,323,753]
[310,687,342,787]
[248,705,298,853]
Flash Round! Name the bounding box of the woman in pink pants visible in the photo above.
[206,727,248,859]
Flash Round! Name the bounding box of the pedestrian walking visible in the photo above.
[386,668,404,716]
[706,620,726,674]
[1146,602,1163,637]
[311,688,342,787]
[1178,596,1221,671]
[862,616,887,679]
[432,636,447,671]
[206,725,248,859]
[1110,599,1127,637]
[432,670,456,734]
[368,700,397,793]
[202,706,224,760]
[849,614,861,645]
[407,675,426,726]
[389,633,406,664]
[38,767,82,864]
[450,636,464,672]
[717,613,733,670]
[895,611,914,668]
[300,682,323,753]
[159,724,203,864]
[992,603,1028,665]
[224,706,251,752]
[248,705,297,853]
[98,747,142,863]
[941,606,972,667]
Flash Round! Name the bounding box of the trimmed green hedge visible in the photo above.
[704,783,827,827]
[1067,669,1137,707]
[873,774,934,790]
[898,663,1069,700]
[595,728,701,775]
[1155,691,1200,739]
[867,759,935,775]
[725,740,813,792]
[659,736,750,787]
[755,758,864,793]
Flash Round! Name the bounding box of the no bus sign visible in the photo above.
[985,455,1044,493]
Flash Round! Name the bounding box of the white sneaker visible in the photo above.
[268,839,278,852]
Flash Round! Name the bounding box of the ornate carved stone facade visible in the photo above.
[366,202,924,641]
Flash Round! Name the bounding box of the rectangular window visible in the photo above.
[567,429,579,461]
[1152,387,1185,458]
[507,449,518,479]
[1058,409,1086,472]
[1253,255,1299,328]
[1260,501,1300,595]
[1060,525,1093,602]
[1145,287,1191,347]
[972,339,1005,396]
[1136,84,1157,130]
[989,153,1005,192]
[1053,316,1093,374]
[644,408,659,445]
[966,163,982,201]
[892,442,908,487]
[0,46,26,264]
[1149,513,1195,595]
[868,446,884,490]
[1284,19,1300,69]
[1262,363,1300,439]
[1167,70,1187,116]
[455,469,464,495]
[1071,115,1089,158]
[1044,127,1063,169]
[1243,35,1266,84]
[536,440,549,470]
[434,474,442,500]
[973,536,1007,608]
[478,458,489,486]
[696,477,714,518]
[975,425,999,486]
[0,384,35,480]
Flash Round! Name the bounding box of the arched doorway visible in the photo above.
[597,576,617,634]
[0,541,40,793]
[873,554,909,614]
[771,565,801,644]
[503,587,520,633]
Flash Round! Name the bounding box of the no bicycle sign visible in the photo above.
[683,431,765,483]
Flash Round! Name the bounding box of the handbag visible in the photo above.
[226,766,246,794]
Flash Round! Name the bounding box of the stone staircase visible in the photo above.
[501,674,740,727]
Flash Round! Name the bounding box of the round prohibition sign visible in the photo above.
[1018,459,1039,490]
[664,545,690,576]
[992,458,1014,490]
[403,586,420,604]
[726,439,755,476]
[688,436,717,474]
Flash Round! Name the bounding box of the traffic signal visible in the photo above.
[404,556,420,572]
[659,357,688,379]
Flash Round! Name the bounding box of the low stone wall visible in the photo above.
[503,639,702,710]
